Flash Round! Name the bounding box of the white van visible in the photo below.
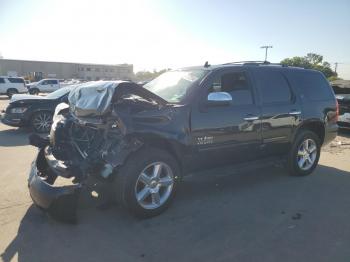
[0,76,28,97]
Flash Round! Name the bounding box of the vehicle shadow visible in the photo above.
[0,128,31,147]
[2,164,350,262]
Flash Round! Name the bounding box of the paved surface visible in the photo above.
[0,95,350,262]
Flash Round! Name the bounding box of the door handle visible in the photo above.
[244,115,259,121]
[289,111,301,116]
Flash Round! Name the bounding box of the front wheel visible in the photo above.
[31,111,53,133]
[114,148,179,218]
[287,130,321,176]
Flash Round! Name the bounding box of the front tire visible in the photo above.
[31,111,53,133]
[114,147,180,218]
[287,130,321,176]
[29,88,39,95]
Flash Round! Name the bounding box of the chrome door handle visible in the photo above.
[244,116,259,121]
[289,111,301,116]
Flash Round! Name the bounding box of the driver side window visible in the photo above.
[210,72,253,105]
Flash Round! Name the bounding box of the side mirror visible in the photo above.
[206,92,232,106]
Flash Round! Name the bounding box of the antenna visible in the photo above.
[260,45,273,61]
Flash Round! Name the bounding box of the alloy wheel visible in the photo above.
[32,112,52,133]
[297,138,317,170]
[135,162,174,210]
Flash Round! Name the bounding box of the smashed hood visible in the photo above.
[68,81,168,118]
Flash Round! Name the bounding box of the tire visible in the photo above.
[114,147,180,218]
[7,88,18,98]
[31,111,53,133]
[29,88,39,95]
[287,130,321,176]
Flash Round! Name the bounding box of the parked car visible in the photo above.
[0,76,28,97]
[2,86,72,132]
[332,84,350,129]
[27,62,338,222]
[27,79,61,95]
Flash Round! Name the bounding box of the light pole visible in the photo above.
[260,45,273,62]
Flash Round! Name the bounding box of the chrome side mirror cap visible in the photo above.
[207,92,232,102]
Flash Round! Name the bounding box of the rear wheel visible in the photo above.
[6,88,18,98]
[29,88,39,95]
[287,130,321,176]
[114,148,179,218]
[31,111,53,133]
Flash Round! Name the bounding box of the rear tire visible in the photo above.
[287,130,321,176]
[29,88,39,95]
[31,111,53,133]
[114,147,180,218]
[6,88,18,98]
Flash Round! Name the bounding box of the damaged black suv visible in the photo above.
[28,62,338,221]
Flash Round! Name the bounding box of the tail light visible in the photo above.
[335,100,339,122]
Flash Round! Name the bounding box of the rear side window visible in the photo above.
[254,70,292,104]
[48,80,57,84]
[0,78,5,84]
[288,71,334,101]
[8,77,24,83]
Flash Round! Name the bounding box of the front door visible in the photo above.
[189,69,262,171]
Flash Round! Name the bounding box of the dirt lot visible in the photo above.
[0,96,350,262]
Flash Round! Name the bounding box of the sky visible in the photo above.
[0,0,350,78]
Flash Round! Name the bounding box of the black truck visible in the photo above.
[27,62,338,222]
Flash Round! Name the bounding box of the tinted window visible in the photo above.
[210,72,253,105]
[254,70,291,104]
[8,77,24,83]
[48,80,58,84]
[0,78,5,84]
[289,71,333,101]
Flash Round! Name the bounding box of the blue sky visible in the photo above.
[1,0,349,78]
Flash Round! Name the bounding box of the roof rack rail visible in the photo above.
[223,61,289,67]
[223,61,270,65]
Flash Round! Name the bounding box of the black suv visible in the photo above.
[27,62,338,222]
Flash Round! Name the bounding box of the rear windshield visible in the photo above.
[287,71,334,101]
[8,77,25,84]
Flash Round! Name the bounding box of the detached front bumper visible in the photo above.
[28,148,81,223]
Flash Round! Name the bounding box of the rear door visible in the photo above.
[251,68,302,156]
[189,68,262,170]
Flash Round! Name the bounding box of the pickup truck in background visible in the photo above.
[28,79,61,94]
[332,82,350,129]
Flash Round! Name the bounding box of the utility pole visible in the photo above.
[334,62,343,74]
[260,45,273,61]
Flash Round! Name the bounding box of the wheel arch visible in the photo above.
[293,120,325,145]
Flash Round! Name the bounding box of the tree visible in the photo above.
[135,69,170,82]
[280,53,337,78]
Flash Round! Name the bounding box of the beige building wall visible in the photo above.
[0,59,133,81]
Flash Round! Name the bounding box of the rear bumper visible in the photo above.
[28,148,81,222]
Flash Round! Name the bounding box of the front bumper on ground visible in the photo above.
[28,148,81,223]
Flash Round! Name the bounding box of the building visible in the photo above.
[0,59,134,81]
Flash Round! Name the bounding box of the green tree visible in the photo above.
[135,69,170,82]
[280,53,337,78]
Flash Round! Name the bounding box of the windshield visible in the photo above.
[46,87,71,99]
[144,69,207,103]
